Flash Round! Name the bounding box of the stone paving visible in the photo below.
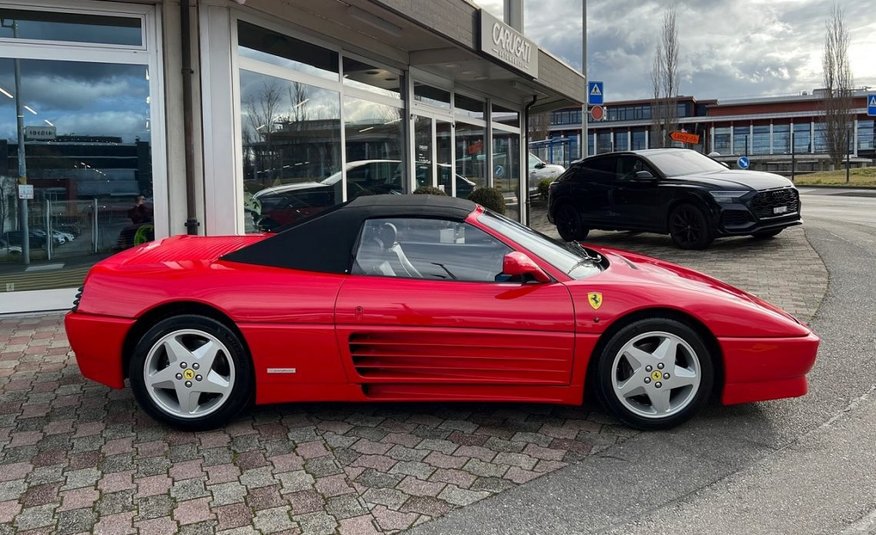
[0,211,827,534]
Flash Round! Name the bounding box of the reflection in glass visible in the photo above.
[414,115,433,188]
[240,70,341,231]
[455,122,486,189]
[492,103,519,128]
[0,9,142,45]
[858,120,874,151]
[455,93,484,121]
[493,130,520,220]
[238,21,339,81]
[794,123,811,153]
[437,120,452,194]
[343,57,401,99]
[0,58,151,273]
[413,82,450,109]
[344,97,403,199]
[773,124,790,154]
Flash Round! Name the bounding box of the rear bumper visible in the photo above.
[720,331,820,405]
[64,312,133,389]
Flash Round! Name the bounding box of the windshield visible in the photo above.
[478,211,603,279]
[645,150,728,177]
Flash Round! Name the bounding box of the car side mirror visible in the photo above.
[534,162,546,169]
[634,170,656,180]
[502,251,551,283]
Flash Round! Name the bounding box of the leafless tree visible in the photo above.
[650,6,679,148]
[244,82,284,184]
[822,3,854,169]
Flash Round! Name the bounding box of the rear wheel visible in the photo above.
[669,204,713,249]
[554,204,589,242]
[129,315,252,430]
[752,228,783,240]
[594,318,714,430]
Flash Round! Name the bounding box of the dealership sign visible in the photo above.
[24,125,57,141]
[480,10,538,78]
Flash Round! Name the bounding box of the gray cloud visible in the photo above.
[477,0,876,101]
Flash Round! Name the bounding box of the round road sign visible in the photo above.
[590,105,604,121]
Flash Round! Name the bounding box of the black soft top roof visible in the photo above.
[222,194,477,273]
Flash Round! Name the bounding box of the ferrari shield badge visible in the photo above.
[588,292,603,310]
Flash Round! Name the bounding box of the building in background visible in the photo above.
[542,91,875,172]
[0,0,585,313]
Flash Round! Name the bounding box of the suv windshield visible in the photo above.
[478,211,604,279]
[645,150,728,176]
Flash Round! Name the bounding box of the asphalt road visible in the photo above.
[411,188,876,535]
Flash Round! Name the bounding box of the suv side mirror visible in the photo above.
[634,170,656,180]
[502,252,551,283]
[534,162,546,169]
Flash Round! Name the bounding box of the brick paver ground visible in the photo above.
[0,211,827,534]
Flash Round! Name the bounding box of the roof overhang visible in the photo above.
[238,0,586,110]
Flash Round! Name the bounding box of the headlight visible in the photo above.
[709,190,748,203]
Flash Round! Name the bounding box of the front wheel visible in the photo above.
[669,204,713,249]
[594,318,714,430]
[129,315,252,430]
[554,204,589,242]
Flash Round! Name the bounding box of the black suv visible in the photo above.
[547,149,802,249]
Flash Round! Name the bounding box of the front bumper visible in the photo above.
[65,312,133,389]
[720,331,820,405]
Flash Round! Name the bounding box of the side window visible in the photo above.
[580,156,617,182]
[352,218,512,282]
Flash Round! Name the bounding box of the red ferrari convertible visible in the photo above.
[65,195,819,431]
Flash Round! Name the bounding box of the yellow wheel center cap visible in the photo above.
[183,369,195,380]
[651,371,663,382]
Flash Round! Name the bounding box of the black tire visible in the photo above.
[594,317,714,430]
[129,315,253,430]
[554,204,590,242]
[752,228,783,240]
[669,203,714,249]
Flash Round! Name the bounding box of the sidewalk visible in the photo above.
[0,214,828,534]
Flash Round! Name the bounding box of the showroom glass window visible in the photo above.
[453,93,486,193]
[631,130,647,150]
[752,125,770,155]
[773,124,790,154]
[733,126,749,154]
[491,102,521,218]
[794,123,811,153]
[0,6,159,293]
[858,120,875,151]
[713,127,731,155]
[614,131,629,151]
[237,22,343,231]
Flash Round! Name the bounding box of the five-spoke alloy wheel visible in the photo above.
[595,318,713,430]
[130,315,252,430]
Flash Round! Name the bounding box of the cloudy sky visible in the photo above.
[476,0,876,102]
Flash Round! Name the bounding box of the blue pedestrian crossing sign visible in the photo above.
[737,156,750,169]
[868,94,876,117]
[588,81,604,105]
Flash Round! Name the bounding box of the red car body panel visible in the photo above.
[65,203,819,413]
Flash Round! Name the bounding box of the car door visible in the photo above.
[613,155,664,230]
[334,217,576,398]
[569,155,618,226]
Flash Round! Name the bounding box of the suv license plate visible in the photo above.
[773,205,788,214]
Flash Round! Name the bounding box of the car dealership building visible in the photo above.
[0,0,586,313]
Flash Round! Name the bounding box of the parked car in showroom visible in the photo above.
[253,159,476,229]
[528,153,565,192]
[66,195,818,431]
[548,148,802,249]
